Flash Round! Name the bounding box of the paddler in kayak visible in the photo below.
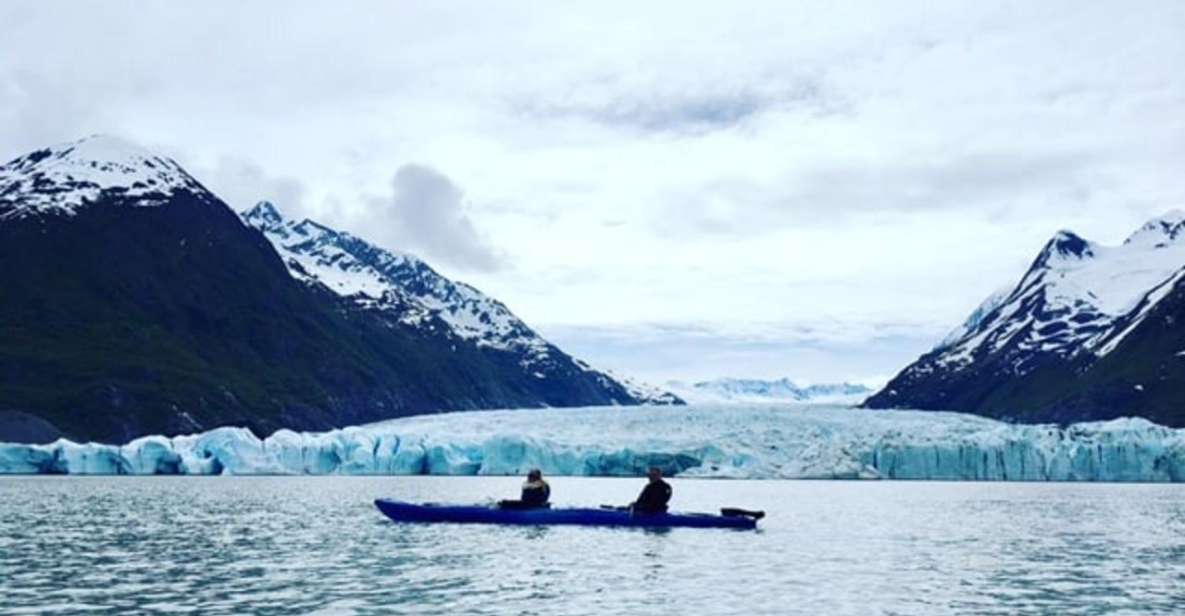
[498,469,551,509]
[630,466,672,515]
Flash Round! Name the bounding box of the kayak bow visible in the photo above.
[374,499,759,529]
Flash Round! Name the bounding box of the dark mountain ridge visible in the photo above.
[0,136,675,443]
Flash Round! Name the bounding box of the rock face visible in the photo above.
[0,136,677,444]
[864,212,1185,427]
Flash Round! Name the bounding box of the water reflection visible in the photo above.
[518,526,551,541]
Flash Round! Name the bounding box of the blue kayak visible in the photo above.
[374,499,760,529]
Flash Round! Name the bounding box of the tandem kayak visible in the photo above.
[374,499,762,530]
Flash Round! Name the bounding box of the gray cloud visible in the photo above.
[0,71,113,160]
[536,320,946,385]
[510,72,844,135]
[657,149,1101,236]
[2,1,1182,383]
[366,164,507,272]
[201,157,307,216]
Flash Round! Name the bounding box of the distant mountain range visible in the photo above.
[0,135,678,444]
[666,378,873,405]
[865,212,1185,427]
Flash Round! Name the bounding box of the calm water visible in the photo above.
[1,477,1183,615]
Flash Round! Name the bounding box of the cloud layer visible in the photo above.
[1,1,1182,381]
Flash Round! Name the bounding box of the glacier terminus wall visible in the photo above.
[2,405,1184,481]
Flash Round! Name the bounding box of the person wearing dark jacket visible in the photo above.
[499,469,551,509]
[631,466,672,514]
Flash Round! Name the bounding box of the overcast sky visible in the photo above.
[2,2,1182,385]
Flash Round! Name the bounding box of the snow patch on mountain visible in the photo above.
[1124,209,1185,248]
[666,378,873,405]
[0,135,205,220]
[243,201,545,356]
[936,285,1013,350]
[1094,267,1185,357]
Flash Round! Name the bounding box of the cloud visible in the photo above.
[536,319,946,384]
[366,164,507,272]
[508,71,843,135]
[201,157,306,215]
[2,1,1183,383]
[0,71,112,160]
[654,149,1101,236]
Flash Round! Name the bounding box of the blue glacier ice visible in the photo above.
[2,405,1184,481]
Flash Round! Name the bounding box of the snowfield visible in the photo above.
[0,135,205,219]
[3,405,1184,481]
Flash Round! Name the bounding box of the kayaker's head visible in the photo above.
[647,466,663,482]
[527,469,542,481]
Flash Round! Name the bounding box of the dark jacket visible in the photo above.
[520,479,550,506]
[633,479,672,514]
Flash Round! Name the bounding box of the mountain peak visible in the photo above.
[58,133,157,160]
[0,135,204,220]
[243,201,285,229]
[5,134,175,176]
[1034,229,1095,268]
[294,218,335,235]
[1124,209,1185,248]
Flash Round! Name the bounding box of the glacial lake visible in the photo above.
[2,476,1183,615]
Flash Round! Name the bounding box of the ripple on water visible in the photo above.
[1,477,1184,615]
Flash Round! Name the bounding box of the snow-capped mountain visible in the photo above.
[240,201,680,405]
[243,202,551,363]
[666,378,873,405]
[0,135,208,219]
[0,136,677,444]
[865,211,1185,427]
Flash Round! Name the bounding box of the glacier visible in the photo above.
[665,378,874,405]
[2,405,1184,481]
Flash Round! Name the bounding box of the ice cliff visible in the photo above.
[2,405,1184,481]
